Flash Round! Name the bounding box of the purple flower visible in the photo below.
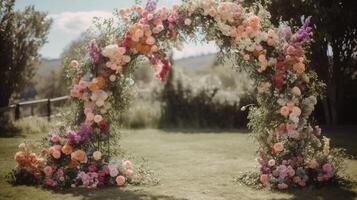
[294,16,312,43]
[145,0,158,13]
[260,165,271,174]
[67,123,92,145]
[89,39,100,64]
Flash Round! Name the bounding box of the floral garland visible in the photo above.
[12,0,342,190]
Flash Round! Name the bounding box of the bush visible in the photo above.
[158,68,256,129]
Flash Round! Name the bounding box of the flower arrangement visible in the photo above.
[11,0,343,190]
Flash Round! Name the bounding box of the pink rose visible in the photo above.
[51,134,60,143]
[43,166,53,177]
[125,169,134,178]
[268,159,276,167]
[322,163,332,173]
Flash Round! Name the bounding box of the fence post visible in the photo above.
[47,98,51,122]
[30,105,34,116]
[15,104,20,121]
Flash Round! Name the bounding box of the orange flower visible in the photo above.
[88,82,99,91]
[248,15,260,31]
[71,150,86,162]
[94,77,106,88]
[292,62,305,74]
[62,144,73,155]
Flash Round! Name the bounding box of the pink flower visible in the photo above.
[56,169,64,177]
[18,143,26,150]
[70,60,79,68]
[94,115,103,123]
[278,165,288,177]
[268,159,276,167]
[322,163,332,173]
[280,106,290,117]
[124,160,133,170]
[298,180,306,187]
[184,18,192,26]
[125,169,134,178]
[43,166,53,177]
[288,130,300,139]
[51,133,61,143]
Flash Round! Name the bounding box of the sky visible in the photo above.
[15,0,218,60]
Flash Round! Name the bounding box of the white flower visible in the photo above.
[93,151,102,160]
[102,44,119,59]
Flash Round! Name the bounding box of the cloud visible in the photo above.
[50,11,112,35]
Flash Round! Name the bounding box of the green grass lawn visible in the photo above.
[0,129,356,200]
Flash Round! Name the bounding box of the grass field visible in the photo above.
[0,129,356,200]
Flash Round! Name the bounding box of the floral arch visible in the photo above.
[12,0,342,190]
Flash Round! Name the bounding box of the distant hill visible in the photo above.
[35,54,217,78]
[174,53,217,71]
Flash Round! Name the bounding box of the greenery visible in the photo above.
[0,0,52,134]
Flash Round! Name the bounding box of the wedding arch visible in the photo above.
[12,0,343,190]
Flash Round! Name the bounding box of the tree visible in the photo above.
[0,0,52,131]
[267,0,357,125]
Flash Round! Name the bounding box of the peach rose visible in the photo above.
[71,150,86,162]
[280,106,290,117]
[308,160,319,169]
[260,174,269,186]
[14,151,26,163]
[273,143,284,152]
[293,62,305,74]
[52,150,61,159]
[116,175,126,186]
[61,144,73,155]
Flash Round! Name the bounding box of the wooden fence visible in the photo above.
[0,96,69,121]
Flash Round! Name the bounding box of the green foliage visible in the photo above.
[159,68,256,129]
